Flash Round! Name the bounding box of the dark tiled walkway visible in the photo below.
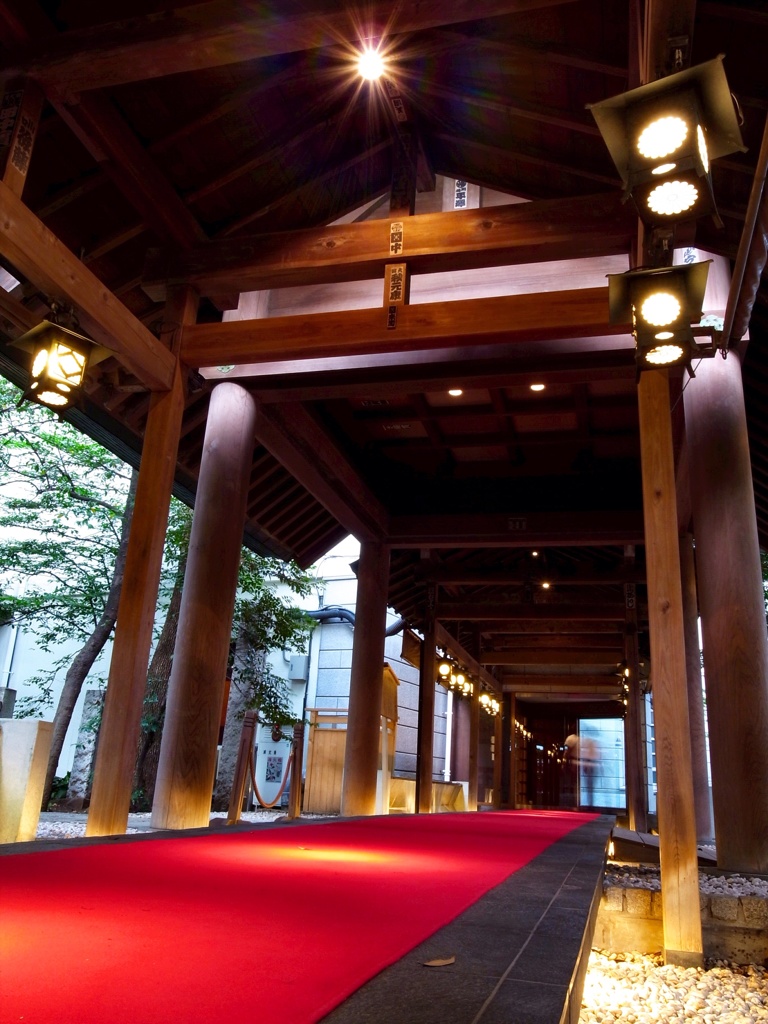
[324,815,613,1024]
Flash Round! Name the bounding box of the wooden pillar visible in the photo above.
[466,630,481,811]
[492,702,503,808]
[624,584,648,833]
[467,692,480,812]
[683,354,768,872]
[416,596,436,813]
[679,533,714,843]
[87,287,194,837]
[452,696,470,782]
[151,381,257,830]
[507,693,517,807]
[340,540,390,817]
[638,369,703,966]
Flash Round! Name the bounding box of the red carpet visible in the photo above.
[1,810,596,1024]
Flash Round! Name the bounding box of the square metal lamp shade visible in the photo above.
[608,260,711,370]
[21,320,92,410]
[588,57,745,227]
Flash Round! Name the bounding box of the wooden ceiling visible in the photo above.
[0,0,766,704]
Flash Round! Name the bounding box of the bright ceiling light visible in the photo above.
[448,388,463,397]
[637,115,688,160]
[529,383,545,392]
[357,48,385,80]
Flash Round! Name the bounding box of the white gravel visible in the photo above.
[29,817,768,1023]
[581,950,768,1024]
[606,863,768,899]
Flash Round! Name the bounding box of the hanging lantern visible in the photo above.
[588,57,745,227]
[15,311,95,412]
[608,260,715,371]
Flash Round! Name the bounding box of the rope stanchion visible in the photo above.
[226,711,257,825]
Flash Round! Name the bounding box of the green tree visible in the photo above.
[0,374,320,812]
[0,376,136,805]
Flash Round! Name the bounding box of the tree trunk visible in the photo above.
[41,468,138,809]
[132,550,187,809]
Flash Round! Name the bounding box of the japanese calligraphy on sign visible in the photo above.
[389,221,404,256]
[387,264,405,303]
[454,179,468,209]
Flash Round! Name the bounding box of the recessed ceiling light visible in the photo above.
[531,550,539,557]
[448,388,463,397]
[530,383,545,392]
[541,581,551,589]
[357,48,385,80]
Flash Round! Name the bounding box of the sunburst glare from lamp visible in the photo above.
[357,48,385,81]
[637,115,688,160]
[647,179,698,216]
[639,291,680,327]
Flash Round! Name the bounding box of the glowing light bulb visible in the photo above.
[637,115,688,159]
[646,344,685,365]
[448,388,463,396]
[647,179,698,216]
[529,383,545,392]
[357,48,385,81]
[639,291,680,327]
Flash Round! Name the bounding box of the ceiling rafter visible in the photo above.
[432,28,628,79]
[2,0,580,93]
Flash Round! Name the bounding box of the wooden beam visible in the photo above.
[253,402,388,543]
[434,28,628,79]
[424,566,645,585]
[53,92,206,248]
[416,78,602,138]
[181,287,622,367]
[481,649,624,666]
[389,510,644,547]
[4,0,579,94]
[437,602,628,621]
[503,678,621,693]
[143,193,634,300]
[0,179,175,391]
[434,131,620,190]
